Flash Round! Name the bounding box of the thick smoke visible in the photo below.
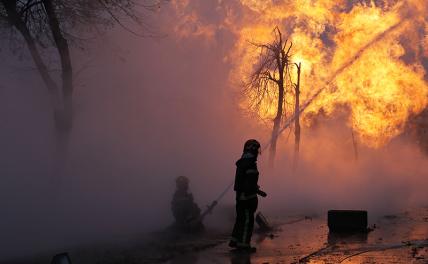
[261,114,428,222]
[1,0,428,261]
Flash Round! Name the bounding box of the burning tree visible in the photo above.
[245,27,302,166]
[0,0,160,136]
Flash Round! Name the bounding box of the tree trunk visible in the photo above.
[2,0,72,133]
[292,63,301,172]
[2,1,60,101]
[270,117,280,166]
[351,129,359,161]
[269,79,284,167]
[3,1,71,189]
[43,0,73,133]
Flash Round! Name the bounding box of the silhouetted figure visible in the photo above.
[229,139,267,252]
[171,176,204,232]
[51,252,72,264]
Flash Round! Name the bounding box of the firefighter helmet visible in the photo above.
[243,139,261,154]
[176,176,189,188]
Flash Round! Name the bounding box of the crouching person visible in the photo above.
[171,176,204,232]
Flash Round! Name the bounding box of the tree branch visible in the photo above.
[97,0,153,38]
[18,0,42,16]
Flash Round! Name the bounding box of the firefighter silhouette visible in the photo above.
[229,139,267,252]
[171,176,204,232]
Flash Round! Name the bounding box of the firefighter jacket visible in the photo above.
[233,152,259,200]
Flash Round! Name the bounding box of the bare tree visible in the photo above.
[0,0,160,135]
[245,27,293,166]
[0,0,163,187]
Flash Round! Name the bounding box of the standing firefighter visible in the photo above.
[171,176,204,232]
[229,139,267,252]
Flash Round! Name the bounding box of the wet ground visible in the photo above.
[165,207,428,264]
[5,208,428,264]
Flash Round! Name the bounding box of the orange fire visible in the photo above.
[171,0,428,148]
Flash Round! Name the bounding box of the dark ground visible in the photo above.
[4,207,428,264]
[166,207,428,264]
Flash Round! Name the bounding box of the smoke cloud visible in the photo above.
[0,0,427,261]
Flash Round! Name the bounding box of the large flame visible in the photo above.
[170,0,428,148]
